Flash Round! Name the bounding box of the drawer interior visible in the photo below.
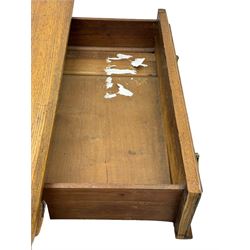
[44,18,186,221]
[45,48,171,185]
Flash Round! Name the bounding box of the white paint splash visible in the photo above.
[104,93,117,99]
[106,53,133,63]
[131,58,148,67]
[103,53,137,99]
[104,82,133,99]
[105,77,113,89]
[105,66,136,76]
[117,84,133,97]
[106,65,117,69]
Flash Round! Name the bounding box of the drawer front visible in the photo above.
[43,184,183,222]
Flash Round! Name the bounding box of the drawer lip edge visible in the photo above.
[44,183,185,190]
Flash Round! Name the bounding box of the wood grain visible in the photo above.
[157,8,202,193]
[45,74,171,185]
[68,46,155,53]
[155,25,185,185]
[46,201,178,221]
[44,183,184,202]
[40,9,202,239]
[43,183,183,221]
[64,48,156,76]
[68,18,157,48]
[157,9,202,238]
[31,0,73,241]
[174,191,201,239]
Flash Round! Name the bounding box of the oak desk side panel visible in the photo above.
[31,0,74,241]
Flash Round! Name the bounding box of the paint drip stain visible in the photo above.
[117,84,133,97]
[106,53,133,63]
[105,67,136,76]
[105,77,113,89]
[131,58,148,67]
[104,93,117,99]
[104,53,148,99]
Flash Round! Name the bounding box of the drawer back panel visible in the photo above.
[68,18,157,48]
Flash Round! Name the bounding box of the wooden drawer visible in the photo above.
[32,3,202,240]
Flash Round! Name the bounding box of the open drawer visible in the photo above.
[42,9,202,239]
